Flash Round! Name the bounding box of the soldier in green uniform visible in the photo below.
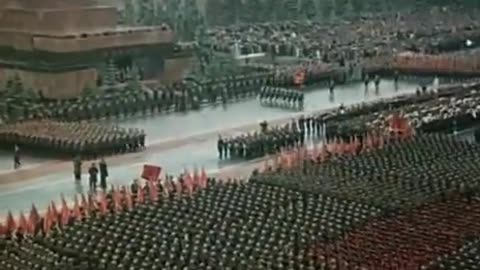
[73,155,82,181]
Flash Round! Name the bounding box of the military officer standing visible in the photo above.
[99,158,108,191]
[73,155,82,181]
[13,144,20,169]
[88,163,99,191]
[217,135,224,159]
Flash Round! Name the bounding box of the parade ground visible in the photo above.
[0,80,418,215]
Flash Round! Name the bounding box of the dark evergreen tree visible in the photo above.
[123,0,136,26]
[242,0,263,23]
[350,0,365,14]
[318,0,335,21]
[13,75,23,92]
[125,65,142,92]
[103,59,117,88]
[82,84,96,97]
[284,0,300,20]
[223,0,242,25]
[300,0,317,20]
[264,0,280,21]
[138,0,155,26]
[206,0,224,26]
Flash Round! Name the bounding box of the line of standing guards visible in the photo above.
[217,115,328,160]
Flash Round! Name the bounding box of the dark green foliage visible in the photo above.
[223,0,242,25]
[284,0,300,20]
[206,0,225,25]
[103,59,117,88]
[300,0,317,20]
[138,0,155,26]
[82,84,96,97]
[241,0,264,23]
[123,0,136,25]
[319,0,334,20]
[125,65,142,92]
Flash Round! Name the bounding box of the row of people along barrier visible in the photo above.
[361,52,480,78]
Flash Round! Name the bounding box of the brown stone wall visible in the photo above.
[0,31,33,50]
[32,29,175,53]
[0,0,97,9]
[0,7,117,35]
[159,57,194,84]
[0,68,97,99]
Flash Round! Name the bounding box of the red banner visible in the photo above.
[141,164,162,181]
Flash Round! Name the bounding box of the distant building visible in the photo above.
[0,0,190,99]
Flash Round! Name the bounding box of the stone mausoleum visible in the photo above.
[0,0,188,99]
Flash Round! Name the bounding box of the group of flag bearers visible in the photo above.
[0,120,146,158]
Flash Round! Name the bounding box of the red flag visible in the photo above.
[200,167,208,189]
[98,192,108,216]
[43,206,52,235]
[61,194,68,211]
[112,186,123,212]
[125,188,133,210]
[60,194,70,226]
[6,211,17,233]
[161,180,170,196]
[0,222,6,236]
[174,179,183,194]
[141,164,161,181]
[183,170,193,195]
[51,201,59,223]
[81,193,89,218]
[26,217,35,235]
[88,193,97,212]
[136,186,145,204]
[29,204,40,228]
[73,195,82,220]
[18,212,29,235]
[60,202,70,226]
[148,181,158,202]
[193,168,200,188]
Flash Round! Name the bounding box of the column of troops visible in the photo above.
[0,120,145,158]
[221,79,480,162]
[259,86,304,111]
[218,115,327,160]
[1,73,274,122]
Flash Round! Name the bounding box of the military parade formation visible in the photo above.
[259,86,304,110]
[218,115,327,160]
[5,1,480,269]
[0,120,145,158]
[0,73,272,123]
[4,126,480,269]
